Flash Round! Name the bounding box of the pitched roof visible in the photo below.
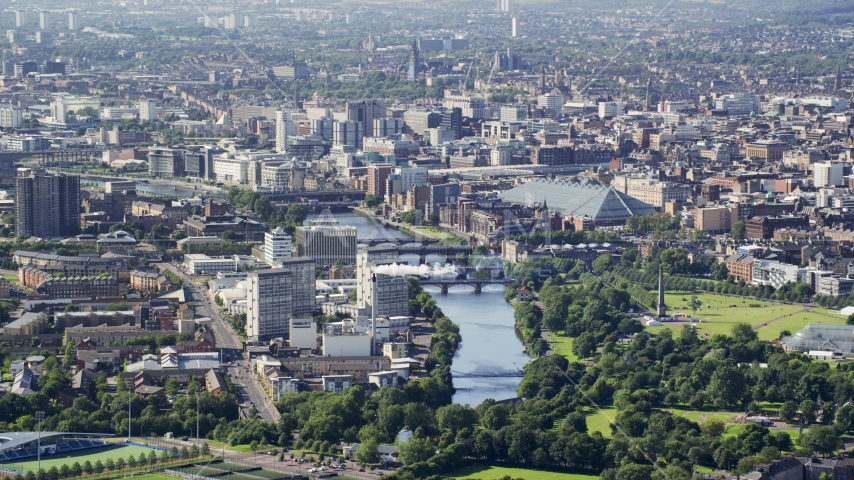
[498,177,655,223]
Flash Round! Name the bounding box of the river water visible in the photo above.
[307,211,527,406]
[424,285,528,406]
[304,212,415,241]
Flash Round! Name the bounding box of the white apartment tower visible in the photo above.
[68,12,78,30]
[511,17,519,37]
[356,246,410,318]
[246,257,315,341]
[39,11,50,30]
[139,99,157,122]
[264,227,293,264]
[15,11,26,27]
[0,106,23,129]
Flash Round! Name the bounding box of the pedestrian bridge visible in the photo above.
[450,370,524,378]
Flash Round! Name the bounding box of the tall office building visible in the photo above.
[243,15,257,28]
[139,99,157,122]
[68,12,78,30]
[15,169,80,238]
[347,100,385,138]
[511,17,519,37]
[356,246,409,318]
[333,120,364,150]
[15,11,26,28]
[497,0,514,12]
[246,258,315,341]
[39,11,50,30]
[294,220,358,267]
[275,110,294,153]
[264,227,293,264]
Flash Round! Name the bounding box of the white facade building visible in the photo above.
[814,161,844,188]
[264,227,293,264]
[0,106,23,129]
[288,317,316,349]
[68,12,78,30]
[246,258,315,341]
[715,93,761,116]
[598,101,621,119]
[275,110,295,153]
[538,92,563,116]
[139,99,157,122]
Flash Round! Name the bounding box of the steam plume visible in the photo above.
[373,262,458,277]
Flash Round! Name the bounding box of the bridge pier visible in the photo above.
[473,283,481,293]
[440,284,449,294]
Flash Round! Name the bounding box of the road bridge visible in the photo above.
[419,278,511,293]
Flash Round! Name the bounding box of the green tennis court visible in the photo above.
[0,445,153,472]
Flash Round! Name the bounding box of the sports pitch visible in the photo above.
[0,445,153,472]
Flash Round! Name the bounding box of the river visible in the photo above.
[424,285,528,406]
[307,212,527,406]
[304,212,414,241]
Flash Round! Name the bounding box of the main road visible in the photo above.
[158,263,280,424]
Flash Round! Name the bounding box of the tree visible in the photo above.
[397,437,436,465]
[572,331,596,359]
[400,210,419,225]
[354,438,380,465]
[780,400,798,423]
[83,461,93,475]
[800,399,818,424]
[688,295,703,316]
[798,425,843,457]
[707,366,746,408]
[847,313,854,325]
[700,419,725,438]
[250,440,258,461]
[364,194,382,208]
[731,221,746,240]
[592,254,613,273]
[201,442,211,457]
[436,404,478,434]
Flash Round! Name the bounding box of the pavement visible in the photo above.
[227,450,389,480]
[157,263,280,424]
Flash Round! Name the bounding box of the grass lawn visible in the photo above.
[755,312,847,341]
[3,275,17,282]
[449,464,598,480]
[666,407,743,424]
[549,334,578,363]
[124,475,177,480]
[583,408,615,438]
[0,445,153,472]
[645,292,843,339]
